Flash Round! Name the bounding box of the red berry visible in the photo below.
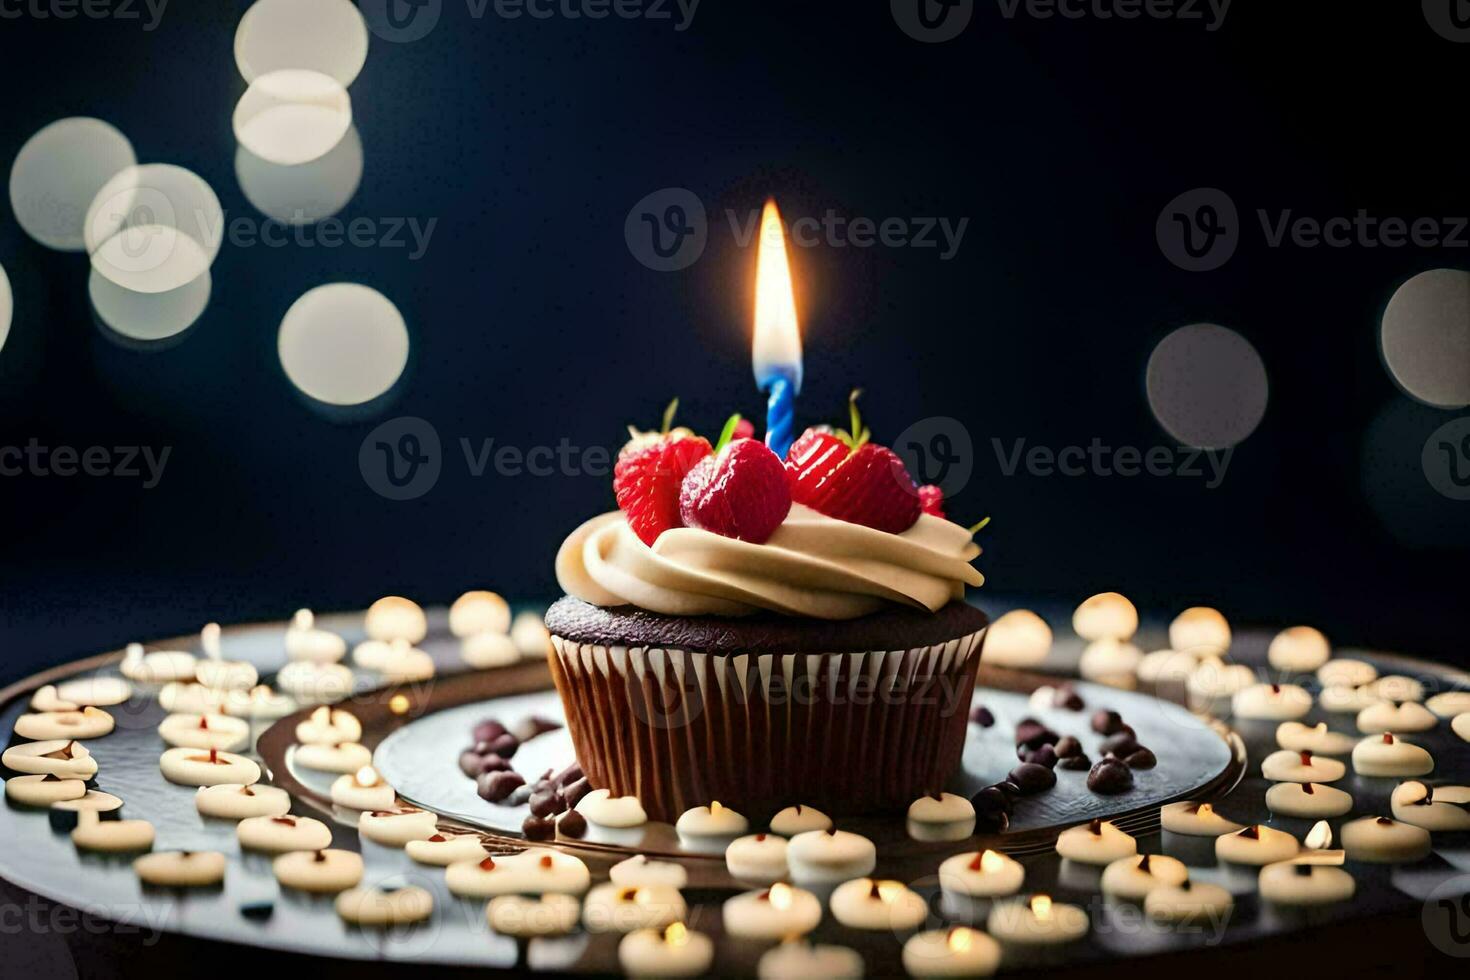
[614,435,712,546]
[918,484,945,518]
[785,429,921,534]
[732,418,756,441]
[679,439,791,543]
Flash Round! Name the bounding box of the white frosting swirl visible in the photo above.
[555,504,983,620]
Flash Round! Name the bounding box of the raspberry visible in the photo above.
[679,439,791,543]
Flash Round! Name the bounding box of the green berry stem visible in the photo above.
[714,413,743,453]
[967,516,992,535]
[661,397,680,434]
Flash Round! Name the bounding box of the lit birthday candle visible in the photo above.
[753,198,802,460]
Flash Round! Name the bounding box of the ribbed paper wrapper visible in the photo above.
[548,629,986,822]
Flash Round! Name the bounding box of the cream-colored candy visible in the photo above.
[1317,659,1377,688]
[988,896,1089,945]
[160,747,260,786]
[906,792,976,842]
[1371,675,1426,703]
[54,675,131,707]
[1137,649,1201,685]
[462,632,519,668]
[331,767,395,810]
[829,878,928,931]
[938,850,1025,898]
[2,739,97,779]
[1319,684,1383,714]
[220,685,297,720]
[487,894,582,937]
[1160,802,1244,837]
[72,813,155,852]
[1352,733,1434,777]
[450,590,511,637]
[610,855,689,889]
[1261,749,1346,783]
[757,941,864,980]
[676,802,749,838]
[1391,781,1470,831]
[273,849,363,893]
[296,741,373,774]
[238,814,333,852]
[51,790,123,819]
[1267,626,1330,672]
[159,682,227,715]
[196,783,291,820]
[352,640,397,671]
[1099,854,1188,900]
[1455,713,1470,743]
[1215,825,1298,865]
[275,661,354,703]
[583,883,687,933]
[196,623,259,690]
[406,833,489,866]
[577,789,648,828]
[30,685,79,712]
[294,706,362,745]
[1144,881,1233,923]
[619,924,715,978]
[376,645,436,683]
[1357,701,1436,734]
[1341,816,1431,863]
[158,712,250,751]
[5,774,86,807]
[1265,782,1353,818]
[447,849,591,898]
[1232,683,1312,721]
[981,609,1052,668]
[1276,722,1356,756]
[1186,657,1255,706]
[787,829,877,884]
[902,927,1001,979]
[1078,638,1142,689]
[120,643,197,684]
[134,851,226,887]
[14,706,114,741]
[364,596,427,643]
[1072,592,1137,641]
[1426,692,1470,718]
[335,886,433,925]
[724,834,788,883]
[359,808,438,847]
[1169,607,1231,656]
[511,610,552,658]
[723,884,823,939]
[1056,819,1137,864]
[1258,862,1355,906]
[769,804,832,836]
[284,609,347,664]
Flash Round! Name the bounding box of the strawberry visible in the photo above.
[784,392,922,534]
[614,399,712,546]
[679,434,791,543]
[918,484,946,518]
[732,418,756,441]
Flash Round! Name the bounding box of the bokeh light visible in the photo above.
[88,267,212,345]
[1146,323,1268,449]
[1379,268,1470,409]
[236,124,363,225]
[8,117,136,251]
[278,283,409,406]
[0,261,12,354]
[84,164,223,294]
[235,0,369,87]
[233,69,353,167]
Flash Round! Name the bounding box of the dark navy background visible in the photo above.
[1,2,1466,683]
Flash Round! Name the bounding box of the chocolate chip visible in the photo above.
[1015,719,1059,749]
[506,784,534,807]
[522,815,555,841]
[1087,757,1134,794]
[476,770,525,803]
[1091,710,1126,735]
[1124,747,1157,770]
[970,785,1013,819]
[1008,762,1058,795]
[561,776,592,808]
[1059,753,1092,771]
[969,705,995,728]
[994,780,1023,802]
[1058,689,1086,711]
[528,789,566,818]
[552,762,585,788]
[472,719,508,743]
[1023,744,1059,769]
[557,809,588,838]
[1099,729,1139,757]
[484,732,520,758]
[1054,735,1083,759]
[975,809,1010,833]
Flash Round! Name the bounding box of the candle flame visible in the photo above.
[354,766,379,787]
[752,199,802,392]
[947,927,975,953]
[876,880,905,904]
[710,801,723,816]
[389,694,410,715]
[980,850,1007,873]
[1197,804,1214,817]
[663,922,689,947]
[769,883,793,911]
[1031,895,1052,921]
[1305,820,1332,850]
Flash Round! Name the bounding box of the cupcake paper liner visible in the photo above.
[548,628,986,822]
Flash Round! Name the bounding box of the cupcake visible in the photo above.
[549,399,987,821]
